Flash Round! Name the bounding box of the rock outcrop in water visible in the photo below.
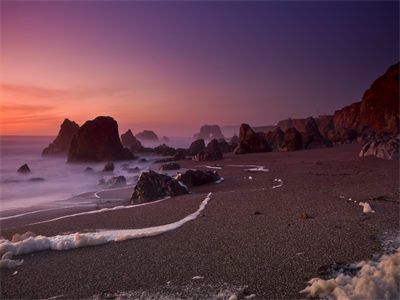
[193,125,224,140]
[121,130,143,152]
[130,170,188,204]
[17,164,31,174]
[135,130,159,141]
[42,119,80,156]
[67,116,134,162]
[234,124,271,154]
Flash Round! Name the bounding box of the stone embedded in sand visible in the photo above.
[189,139,206,155]
[130,170,188,204]
[28,177,45,182]
[135,130,159,141]
[103,162,114,172]
[234,124,271,154]
[68,116,135,162]
[301,213,309,219]
[84,167,94,172]
[42,118,80,156]
[193,139,223,161]
[17,164,31,174]
[177,169,220,188]
[159,162,181,171]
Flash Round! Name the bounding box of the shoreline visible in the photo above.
[1,143,399,299]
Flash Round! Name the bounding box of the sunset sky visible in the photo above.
[1,1,398,136]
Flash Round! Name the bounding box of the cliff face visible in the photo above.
[42,119,80,156]
[334,63,399,136]
[277,116,333,139]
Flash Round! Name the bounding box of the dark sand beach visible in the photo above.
[1,144,399,299]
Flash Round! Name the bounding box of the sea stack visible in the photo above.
[67,116,135,162]
[42,119,80,156]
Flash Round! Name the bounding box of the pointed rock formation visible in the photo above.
[194,139,223,161]
[234,124,270,154]
[135,130,159,141]
[121,129,143,152]
[281,127,303,151]
[67,116,135,162]
[42,119,80,156]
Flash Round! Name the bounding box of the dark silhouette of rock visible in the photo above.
[301,117,332,149]
[159,162,181,171]
[218,139,232,153]
[42,119,80,156]
[154,144,176,156]
[67,116,135,162]
[172,149,187,161]
[84,167,94,172]
[230,134,239,145]
[17,164,31,174]
[194,139,223,161]
[189,139,205,155]
[265,127,285,151]
[234,124,271,154]
[177,169,220,188]
[359,136,399,160]
[161,136,170,143]
[334,63,399,136]
[130,170,188,204]
[106,176,126,187]
[121,129,143,152]
[103,162,114,172]
[136,130,159,141]
[281,127,303,151]
[193,125,224,140]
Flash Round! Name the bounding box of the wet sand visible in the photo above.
[1,144,399,299]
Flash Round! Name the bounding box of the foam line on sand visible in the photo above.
[0,193,212,269]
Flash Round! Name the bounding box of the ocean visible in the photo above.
[0,135,191,215]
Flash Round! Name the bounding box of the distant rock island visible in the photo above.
[193,125,224,140]
[42,119,80,156]
[135,130,159,141]
[67,116,134,162]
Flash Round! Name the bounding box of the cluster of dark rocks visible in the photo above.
[130,169,220,204]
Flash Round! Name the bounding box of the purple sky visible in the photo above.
[1,1,399,136]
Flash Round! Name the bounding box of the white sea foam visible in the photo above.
[0,193,212,269]
[272,178,283,189]
[245,166,269,172]
[215,177,224,184]
[300,248,400,299]
[200,165,222,170]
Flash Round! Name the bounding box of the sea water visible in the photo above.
[0,136,191,214]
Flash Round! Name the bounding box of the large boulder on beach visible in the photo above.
[67,116,135,162]
[135,130,159,141]
[194,139,223,161]
[301,117,332,149]
[188,139,206,155]
[359,137,399,160]
[42,119,80,156]
[177,169,220,187]
[17,164,31,174]
[193,125,224,141]
[281,127,303,151]
[172,149,187,161]
[130,170,188,204]
[234,124,271,154]
[121,129,143,152]
[334,62,399,137]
